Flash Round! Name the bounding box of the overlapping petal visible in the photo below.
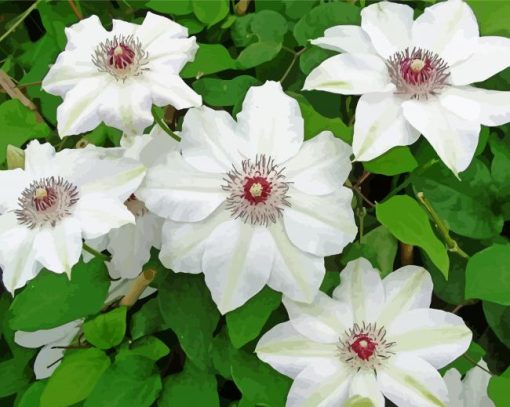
[311,25,376,54]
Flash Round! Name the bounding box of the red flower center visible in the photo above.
[108,44,136,70]
[243,176,272,204]
[350,334,377,361]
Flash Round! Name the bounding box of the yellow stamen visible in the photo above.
[113,45,124,56]
[249,183,263,198]
[34,188,48,199]
[410,58,425,72]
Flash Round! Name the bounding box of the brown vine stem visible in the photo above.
[0,71,44,122]
[68,0,83,20]
[120,268,157,307]
[400,243,414,266]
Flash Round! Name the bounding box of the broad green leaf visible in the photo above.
[0,99,50,163]
[191,0,229,27]
[130,298,169,340]
[468,1,510,36]
[376,195,449,278]
[176,15,205,34]
[8,258,110,331]
[116,336,170,362]
[364,146,418,176]
[181,43,235,78]
[158,273,220,369]
[37,1,76,49]
[299,47,335,74]
[488,366,510,406]
[422,252,466,306]
[361,225,398,277]
[293,2,360,46]
[17,380,47,407]
[490,136,510,206]
[440,341,486,375]
[319,270,341,295]
[84,356,162,407]
[146,0,192,15]
[192,75,260,107]
[0,358,31,398]
[83,306,127,350]
[158,361,219,407]
[283,0,319,20]
[226,287,281,348]
[466,244,510,305]
[413,159,502,239]
[483,302,510,349]
[41,348,111,407]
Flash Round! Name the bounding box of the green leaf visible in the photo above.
[37,1,77,49]
[320,270,341,295]
[376,195,449,278]
[18,380,47,407]
[360,225,398,277]
[0,99,50,163]
[299,47,335,74]
[83,307,127,350]
[291,92,352,142]
[191,0,229,27]
[116,336,170,362]
[364,146,418,176]
[181,43,235,78]
[293,2,360,46]
[158,273,220,369]
[8,258,110,331]
[176,15,205,34]
[488,366,510,406]
[146,0,192,15]
[423,252,466,306]
[226,287,281,348]
[468,0,510,37]
[490,135,510,200]
[466,244,510,305]
[158,361,219,407]
[413,158,502,239]
[84,356,162,407]
[41,348,111,407]
[483,302,510,349]
[232,10,288,69]
[130,298,169,340]
[0,358,31,398]
[192,75,260,107]
[283,0,319,20]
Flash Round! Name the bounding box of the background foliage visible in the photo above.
[1,0,510,406]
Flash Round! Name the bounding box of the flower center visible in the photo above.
[338,322,396,370]
[15,177,79,229]
[386,47,449,99]
[92,35,149,81]
[222,155,290,226]
[125,194,148,217]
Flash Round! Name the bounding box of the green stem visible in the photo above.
[0,0,42,44]
[82,243,111,262]
[151,107,181,142]
[463,354,493,376]
[279,47,307,84]
[416,192,469,259]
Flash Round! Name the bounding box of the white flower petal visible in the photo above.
[237,81,303,163]
[283,293,353,344]
[56,76,111,137]
[303,54,393,95]
[463,361,495,407]
[0,169,29,213]
[0,212,39,293]
[148,37,198,74]
[284,131,352,195]
[332,258,385,324]
[268,220,324,303]
[73,193,135,240]
[144,70,202,109]
[450,36,510,85]
[361,1,414,58]
[138,151,226,222]
[180,106,246,173]
[349,370,385,407]
[111,19,137,36]
[15,320,82,348]
[24,141,57,178]
[138,12,189,45]
[287,360,353,407]
[411,0,479,65]
[108,212,162,279]
[378,354,448,407]
[388,308,472,369]
[311,25,376,54]
[353,92,420,162]
[82,235,108,263]
[97,80,153,135]
[376,266,432,327]
[33,218,82,276]
[443,369,464,407]
[202,220,274,314]
[63,15,108,51]
[440,86,510,127]
[122,125,178,166]
[159,206,230,274]
[402,97,480,176]
[256,321,339,379]
[284,186,356,257]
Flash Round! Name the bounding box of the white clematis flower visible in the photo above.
[84,126,176,279]
[138,81,357,314]
[304,0,510,176]
[0,140,145,293]
[14,277,156,379]
[256,258,472,407]
[42,12,201,137]
[444,361,495,407]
